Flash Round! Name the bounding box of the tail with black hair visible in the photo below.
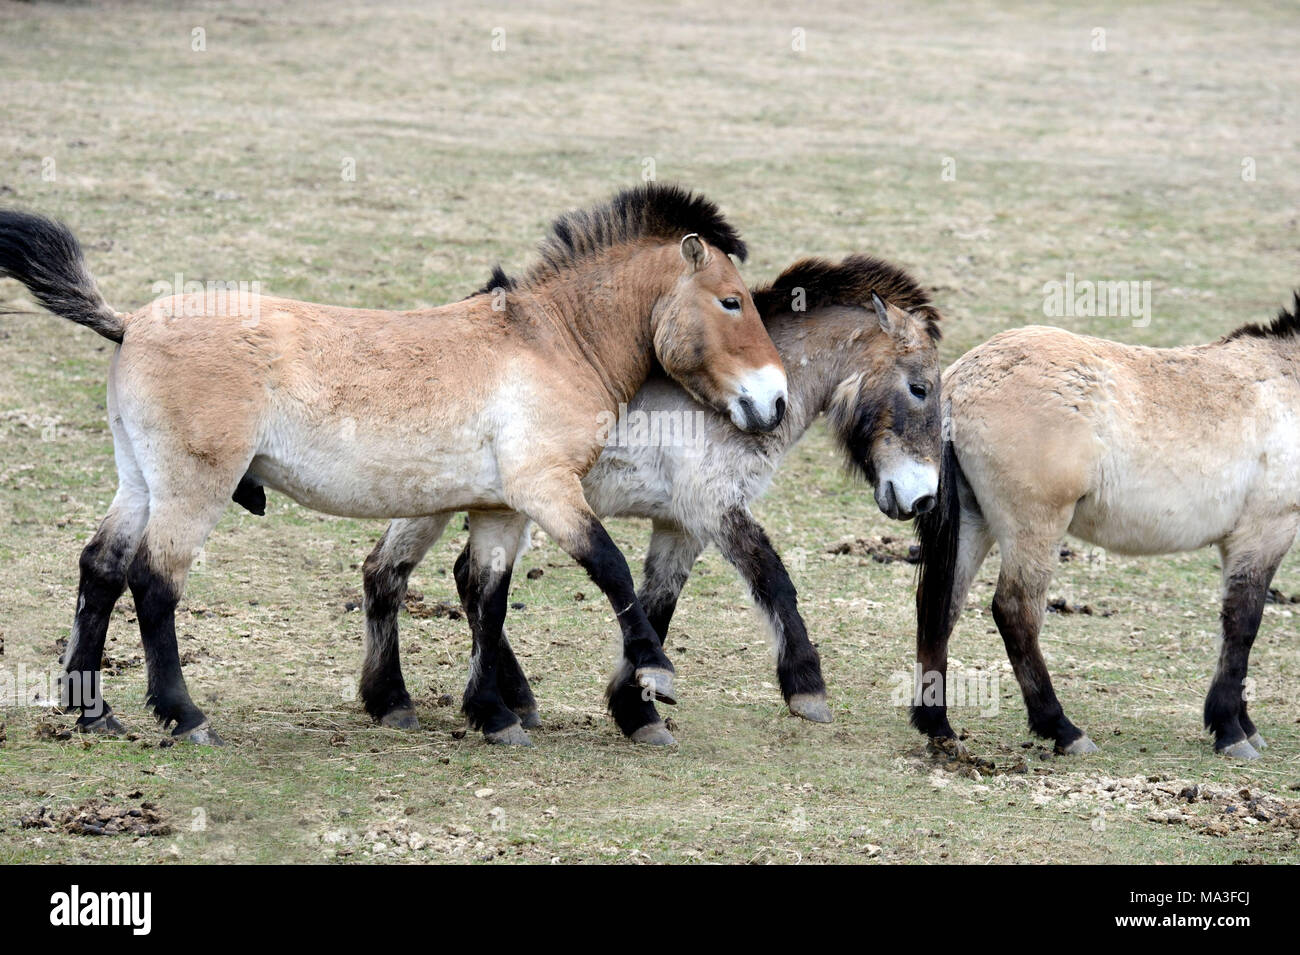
[0,210,122,342]
[910,436,963,735]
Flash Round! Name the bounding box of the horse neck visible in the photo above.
[1231,331,1300,373]
[530,244,675,406]
[765,306,884,435]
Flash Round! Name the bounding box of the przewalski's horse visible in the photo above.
[0,184,788,744]
[361,255,942,744]
[914,296,1300,760]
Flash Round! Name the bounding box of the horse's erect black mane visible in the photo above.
[751,253,942,341]
[1224,290,1300,342]
[481,183,746,292]
[470,264,515,297]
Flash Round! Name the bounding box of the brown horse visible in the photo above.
[914,294,1300,759]
[359,255,943,744]
[0,184,787,744]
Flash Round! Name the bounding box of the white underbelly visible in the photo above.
[1069,454,1254,555]
[1069,490,1238,555]
[251,418,504,518]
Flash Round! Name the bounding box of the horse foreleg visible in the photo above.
[604,521,703,739]
[360,515,450,729]
[514,476,677,744]
[639,520,703,640]
[715,508,830,723]
[1206,526,1294,758]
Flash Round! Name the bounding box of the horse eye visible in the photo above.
[719,297,742,312]
[909,383,928,399]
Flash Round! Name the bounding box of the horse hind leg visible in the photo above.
[62,486,149,733]
[911,505,994,749]
[127,488,233,744]
[460,510,533,745]
[993,523,1096,755]
[360,515,451,729]
[1206,527,1294,759]
[453,540,540,729]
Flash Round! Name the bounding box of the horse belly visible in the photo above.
[1069,467,1246,556]
[251,419,504,518]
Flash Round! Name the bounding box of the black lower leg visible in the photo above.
[455,545,537,722]
[637,536,686,643]
[606,665,663,737]
[992,585,1083,748]
[63,532,133,729]
[642,589,680,644]
[128,546,207,735]
[1238,704,1258,741]
[360,542,415,722]
[1204,568,1268,751]
[459,556,519,735]
[495,637,538,723]
[910,652,956,740]
[572,518,674,684]
[719,509,825,702]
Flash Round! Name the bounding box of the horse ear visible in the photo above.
[680,233,711,272]
[871,292,894,333]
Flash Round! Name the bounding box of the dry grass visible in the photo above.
[1,0,1298,863]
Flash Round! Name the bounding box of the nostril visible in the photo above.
[773,395,787,425]
[914,494,937,515]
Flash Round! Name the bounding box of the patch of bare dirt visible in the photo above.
[403,593,462,620]
[825,534,919,564]
[102,652,142,674]
[34,717,73,742]
[318,817,549,862]
[1046,597,1113,617]
[20,798,171,837]
[922,736,1039,777]
[912,747,1300,839]
[1157,783,1300,837]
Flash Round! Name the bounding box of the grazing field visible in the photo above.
[1,0,1298,864]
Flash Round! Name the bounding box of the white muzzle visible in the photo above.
[727,364,788,433]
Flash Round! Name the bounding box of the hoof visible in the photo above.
[380,707,421,731]
[630,722,676,746]
[1219,739,1260,760]
[76,712,127,735]
[635,667,676,705]
[515,707,542,729]
[484,723,532,746]
[1247,731,1267,750]
[788,693,832,724]
[176,721,224,746]
[1058,735,1099,756]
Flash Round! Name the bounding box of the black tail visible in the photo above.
[910,436,963,732]
[0,210,122,342]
